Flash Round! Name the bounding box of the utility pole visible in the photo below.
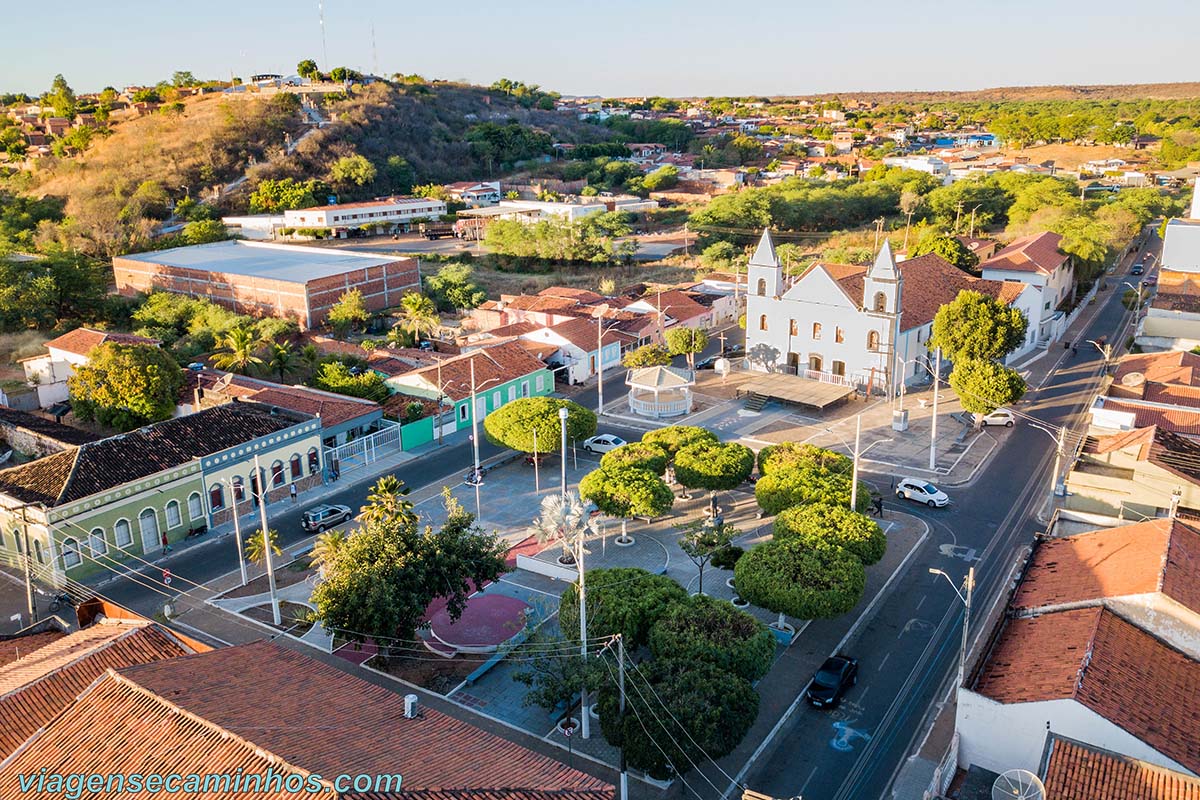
[1050,426,1066,505]
[929,348,941,471]
[470,358,482,522]
[227,479,248,587]
[559,407,569,500]
[850,414,862,511]
[617,634,628,800]
[318,0,328,72]
[683,222,689,258]
[253,454,280,626]
[436,359,444,446]
[19,506,35,623]
[954,201,964,234]
[596,321,606,416]
[533,428,540,495]
[960,567,975,687]
[578,521,589,739]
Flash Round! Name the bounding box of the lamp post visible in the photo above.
[253,454,280,626]
[929,347,942,471]
[929,566,975,687]
[595,315,625,417]
[470,359,482,521]
[1029,422,1071,509]
[220,476,249,587]
[850,413,861,511]
[559,407,569,499]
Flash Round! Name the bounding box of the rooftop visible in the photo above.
[1113,350,1200,392]
[1041,735,1200,800]
[190,371,380,429]
[395,341,548,403]
[41,327,160,357]
[117,240,409,283]
[1098,398,1200,436]
[300,196,445,212]
[980,231,1069,275]
[0,405,100,446]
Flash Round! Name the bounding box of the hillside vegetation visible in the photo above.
[771,82,1200,104]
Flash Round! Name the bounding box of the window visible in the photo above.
[13,532,21,555]
[521,381,530,398]
[496,389,505,407]
[458,403,469,422]
[788,319,798,336]
[835,327,844,344]
[832,360,846,377]
[232,477,245,502]
[187,492,203,521]
[139,509,160,547]
[271,460,285,487]
[536,374,545,392]
[867,330,880,351]
[290,455,302,481]
[114,519,132,548]
[756,278,767,296]
[34,540,45,565]
[60,538,79,568]
[809,355,823,372]
[165,500,182,529]
[308,448,320,475]
[210,485,225,511]
[88,528,107,557]
[759,315,768,331]
[812,322,821,339]
[874,292,887,312]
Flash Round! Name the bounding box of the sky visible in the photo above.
[6,0,1199,98]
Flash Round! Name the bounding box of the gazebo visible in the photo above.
[626,365,695,418]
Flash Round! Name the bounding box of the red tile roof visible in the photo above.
[537,287,604,303]
[247,387,378,429]
[0,629,66,668]
[43,327,160,357]
[974,607,1200,773]
[0,620,199,756]
[1014,519,1200,614]
[395,341,548,402]
[1099,399,1200,436]
[981,231,1069,275]
[544,318,625,352]
[0,642,614,799]
[1042,735,1200,800]
[633,289,709,323]
[1113,351,1200,392]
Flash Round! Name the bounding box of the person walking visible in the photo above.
[160,530,172,554]
[290,483,298,504]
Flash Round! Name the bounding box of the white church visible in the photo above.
[744,229,1042,395]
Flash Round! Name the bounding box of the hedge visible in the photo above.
[597,658,758,780]
[674,440,755,491]
[641,425,718,460]
[648,594,776,681]
[756,441,851,476]
[773,502,887,565]
[755,464,872,516]
[559,567,686,647]
[599,441,670,476]
[483,397,597,453]
[734,539,866,619]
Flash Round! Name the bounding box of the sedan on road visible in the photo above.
[582,434,627,454]
[806,655,858,708]
[896,478,950,508]
[300,504,353,532]
[1131,263,1145,275]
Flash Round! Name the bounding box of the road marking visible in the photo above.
[877,653,890,672]
[915,594,926,611]
[857,687,870,706]
[799,766,819,794]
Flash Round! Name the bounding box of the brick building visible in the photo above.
[113,241,420,329]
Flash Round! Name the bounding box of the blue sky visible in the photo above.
[7,0,1199,97]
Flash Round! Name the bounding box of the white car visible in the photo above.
[981,408,1015,427]
[896,478,949,508]
[582,434,627,454]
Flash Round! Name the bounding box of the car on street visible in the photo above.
[301,504,353,532]
[1131,263,1145,275]
[722,343,745,357]
[896,478,950,508]
[582,434,627,454]
[696,355,719,370]
[1143,275,1158,287]
[806,655,858,707]
[980,408,1015,427]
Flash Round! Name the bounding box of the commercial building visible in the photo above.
[283,196,447,231]
[113,240,419,330]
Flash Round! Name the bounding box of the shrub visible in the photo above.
[641,426,718,460]
[674,440,754,491]
[756,441,850,475]
[755,465,872,516]
[648,595,776,681]
[773,503,887,565]
[558,567,686,648]
[734,539,865,619]
[579,466,674,521]
[710,545,744,570]
[484,397,597,453]
[599,441,670,476]
[597,658,758,779]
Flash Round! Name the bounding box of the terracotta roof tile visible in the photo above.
[397,342,548,403]
[975,608,1200,773]
[544,318,624,352]
[1099,399,1200,436]
[634,290,709,323]
[0,629,66,668]
[980,231,1068,275]
[1042,735,1200,800]
[0,406,100,446]
[247,387,378,429]
[1113,351,1200,391]
[43,328,160,357]
[537,287,604,303]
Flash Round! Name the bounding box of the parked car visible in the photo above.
[806,655,858,708]
[582,434,627,454]
[980,408,1015,427]
[1143,276,1158,287]
[301,504,353,532]
[1131,263,1145,275]
[722,343,745,357]
[696,355,719,370]
[895,478,949,508]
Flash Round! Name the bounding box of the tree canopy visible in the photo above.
[622,344,672,368]
[483,397,597,453]
[949,358,1027,415]
[911,235,980,271]
[664,327,709,369]
[599,441,670,476]
[648,594,776,682]
[424,262,486,311]
[579,466,674,520]
[558,567,686,648]
[673,441,754,491]
[68,342,184,431]
[928,290,1029,363]
[773,502,887,565]
[641,425,719,460]
[756,441,851,476]
[326,289,370,337]
[734,539,866,619]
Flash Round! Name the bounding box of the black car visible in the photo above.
[806,655,858,707]
[696,355,719,370]
[722,343,746,357]
[1131,263,1145,275]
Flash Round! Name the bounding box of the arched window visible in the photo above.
[114,519,132,548]
[873,292,887,312]
[0,530,4,549]
[34,539,45,565]
[756,278,767,296]
[165,500,182,529]
[811,322,821,339]
[290,454,303,481]
[13,532,21,555]
[308,448,320,475]
[88,528,107,557]
[232,477,245,502]
[759,315,768,331]
[271,460,285,487]
[60,538,79,569]
[867,330,881,351]
[809,354,823,373]
[210,484,225,511]
[832,360,846,377]
[187,492,203,520]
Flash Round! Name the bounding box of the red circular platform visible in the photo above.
[428,594,531,654]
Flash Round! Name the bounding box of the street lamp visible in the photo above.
[218,476,249,587]
[929,566,975,688]
[559,406,569,499]
[594,315,627,416]
[1028,422,1071,508]
[1087,338,1115,369]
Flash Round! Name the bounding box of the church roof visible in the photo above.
[750,228,778,268]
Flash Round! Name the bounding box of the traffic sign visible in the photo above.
[162,569,172,586]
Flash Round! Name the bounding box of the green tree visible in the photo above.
[734,539,866,619]
[773,502,887,565]
[928,290,1029,363]
[558,567,686,648]
[579,465,674,541]
[244,529,282,566]
[182,219,227,245]
[266,342,296,382]
[296,59,320,80]
[483,397,597,454]
[512,632,602,712]
[328,154,377,188]
[425,262,486,311]
[648,594,774,681]
[948,358,1027,416]
[310,529,348,573]
[664,327,709,370]
[755,463,871,515]
[395,292,439,344]
[641,425,719,461]
[673,441,754,492]
[621,344,672,368]
[45,74,77,119]
[756,441,850,475]
[360,475,417,527]
[911,235,980,271]
[249,178,328,214]
[211,326,264,374]
[68,343,184,431]
[326,288,370,338]
[599,442,670,476]
[382,156,415,194]
[676,518,739,597]
[313,361,389,402]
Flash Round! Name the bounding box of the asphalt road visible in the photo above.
[743,232,1158,800]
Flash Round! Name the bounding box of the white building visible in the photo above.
[444,181,501,207]
[979,231,1076,346]
[1161,180,1200,273]
[20,329,161,408]
[517,317,624,385]
[283,197,447,230]
[744,230,1037,395]
[882,155,950,180]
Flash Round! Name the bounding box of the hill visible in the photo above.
[790,81,1200,104]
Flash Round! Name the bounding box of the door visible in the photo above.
[808,355,823,373]
[138,508,160,554]
[787,352,800,374]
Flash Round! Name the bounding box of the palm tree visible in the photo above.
[267,342,296,382]
[212,326,264,374]
[527,492,594,566]
[310,528,348,574]
[359,475,416,527]
[244,528,282,566]
[299,343,321,378]
[396,292,439,346]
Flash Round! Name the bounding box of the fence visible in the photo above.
[324,420,401,475]
[924,733,960,799]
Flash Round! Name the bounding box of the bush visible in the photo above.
[756,441,850,475]
[599,441,670,476]
[755,465,871,516]
[734,539,865,619]
[648,595,776,682]
[597,658,757,780]
[558,567,686,648]
[484,397,597,453]
[710,545,744,570]
[773,503,887,565]
[674,441,754,491]
[641,426,719,460]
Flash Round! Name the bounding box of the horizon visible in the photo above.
[6,0,1199,98]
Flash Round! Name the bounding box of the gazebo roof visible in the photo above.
[627,365,695,390]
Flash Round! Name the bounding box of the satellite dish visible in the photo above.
[1121,371,1146,388]
[992,769,1045,800]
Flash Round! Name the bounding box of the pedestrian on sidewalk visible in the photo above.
[289,483,297,503]
[160,530,172,554]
